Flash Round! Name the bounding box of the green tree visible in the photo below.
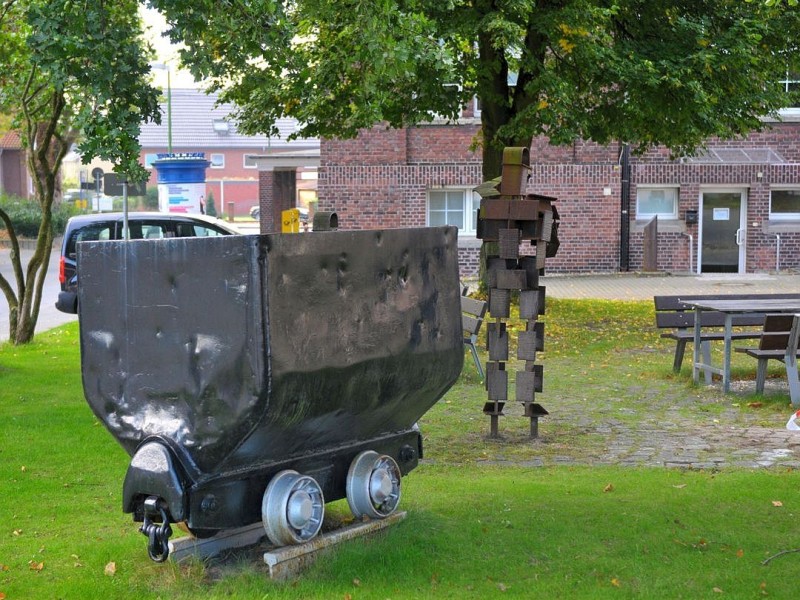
[205,189,217,217]
[0,0,161,344]
[152,0,799,179]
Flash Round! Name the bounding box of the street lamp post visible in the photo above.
[150,62,172,154]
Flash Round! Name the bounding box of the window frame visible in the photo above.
[209,153,225,169]
[427,187,481,235]
[777,66,800,115]
[769,186,800,221]
[635,186,679,220]
[243,154,258,169]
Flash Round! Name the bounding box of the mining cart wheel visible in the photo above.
[346,451,402,519]
[261,470,325,546]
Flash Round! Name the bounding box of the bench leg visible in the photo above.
[468,341,484,381]
[786,353,800,408]
[701,341,712,385]
[673,340,686,372]
[755,359,768,394]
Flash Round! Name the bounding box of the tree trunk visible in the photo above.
[1,90,73,345]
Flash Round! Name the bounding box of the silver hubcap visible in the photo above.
[262,470,325,546]
[346,451,402,519]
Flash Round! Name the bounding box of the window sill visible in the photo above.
[632,219,685,234]
[764,220,800,234]
[456,235,482,249]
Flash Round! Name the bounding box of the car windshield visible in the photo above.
[66,222,114,259]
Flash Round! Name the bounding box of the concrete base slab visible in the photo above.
[263,511,407,580]
[168,522,266,563]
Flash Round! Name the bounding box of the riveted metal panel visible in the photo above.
[79,227,463,477]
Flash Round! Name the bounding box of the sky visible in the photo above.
[140,6,199,89]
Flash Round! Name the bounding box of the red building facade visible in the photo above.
[316,119,800,276]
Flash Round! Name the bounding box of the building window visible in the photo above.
[778,68,800,112]
[243,154,258,169]
[212,119,230,134]
[428,189,481,234]
[770,188,800,220]
[636,187,678,219]
[210,153,224,168]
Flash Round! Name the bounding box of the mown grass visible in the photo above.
[1,300,799,599]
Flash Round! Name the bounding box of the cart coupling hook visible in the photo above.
[140,496,173,562]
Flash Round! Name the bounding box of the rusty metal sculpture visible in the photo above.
[476,147,560,438]
[77,227,463,561]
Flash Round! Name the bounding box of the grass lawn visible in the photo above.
[1,299,799,598]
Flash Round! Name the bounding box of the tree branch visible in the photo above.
[762,548,800,565]
[0,207,24,302]
[0,0,18,27]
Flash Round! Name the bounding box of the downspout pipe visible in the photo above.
[619,143,631,271]
[681,232,694,274]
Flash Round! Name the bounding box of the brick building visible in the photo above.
[310,109,800,276]
[139,89,318,218]
[0,131,31,199]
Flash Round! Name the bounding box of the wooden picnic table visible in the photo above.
[683,298,800,393]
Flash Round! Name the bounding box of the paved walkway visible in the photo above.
[541,271,800,300]
[523,272,800,470]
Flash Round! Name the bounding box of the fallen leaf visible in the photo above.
[673,484,687,489]
[352,578,361,587]
[603,483,614,493]
[713,587,724,593]
[1,591,6,599]
[772,501,783,507]
[737,549,744,558]
[498,582,507,592]
[694,539,709,550]
[104,561,116,576]
[20,466,26,472]
[0,565,7,571]
[747,402,764,409]
[28,561,43,571]
[12,530,21,537]
[611,578,621,587]
[344,594,352,600]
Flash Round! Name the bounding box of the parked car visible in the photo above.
[56,212,241,314]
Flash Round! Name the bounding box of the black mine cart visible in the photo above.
[78,227,464,561]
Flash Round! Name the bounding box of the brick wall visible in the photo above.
[317,122,800,275]
[258,170,276,232]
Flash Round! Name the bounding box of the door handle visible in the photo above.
[735,228,744,246]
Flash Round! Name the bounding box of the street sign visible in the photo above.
[104,173,147,197]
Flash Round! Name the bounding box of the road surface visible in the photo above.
[0,243,76,343]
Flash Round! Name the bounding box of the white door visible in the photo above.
[699,189,747,274]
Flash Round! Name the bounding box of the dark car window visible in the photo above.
[140,221,170,239]
[67,222,114,258]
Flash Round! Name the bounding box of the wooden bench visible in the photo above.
[654,294,800,374]
[735,314,800,407]
[461,295,488,380]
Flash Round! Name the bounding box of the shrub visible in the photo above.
[0,194,82,237]
[206,190,217,217]
[145,187,159,210]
